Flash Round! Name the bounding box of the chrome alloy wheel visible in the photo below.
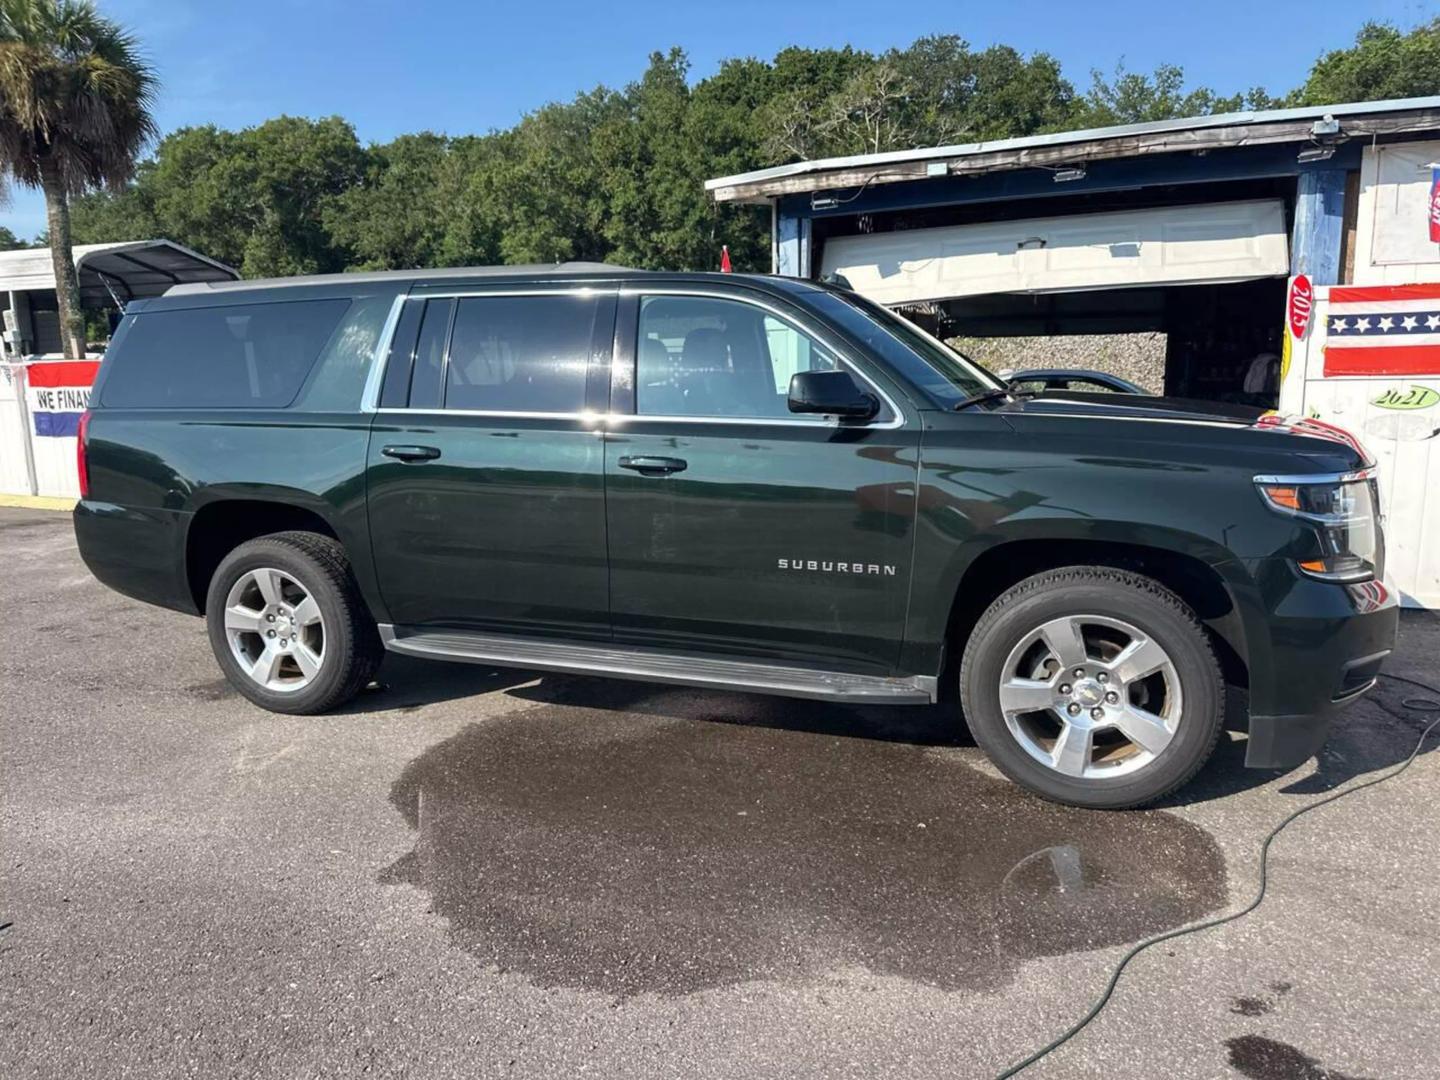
[997,615,1182,780]
[222,567,325,692]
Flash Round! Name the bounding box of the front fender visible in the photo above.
[899,429,1284,678]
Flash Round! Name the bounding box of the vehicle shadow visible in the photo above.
[501,670,971,747]
[1162,610,1440,807]
[351,611,1438,806]
[341,652,543,714]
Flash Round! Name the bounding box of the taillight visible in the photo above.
[76,409,92,498]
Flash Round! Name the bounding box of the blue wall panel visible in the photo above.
[1291,168,1348,284]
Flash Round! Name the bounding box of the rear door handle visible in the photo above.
[382,444,441,463]
[618,455,687,476]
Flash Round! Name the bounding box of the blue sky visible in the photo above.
[3,0,1436,238]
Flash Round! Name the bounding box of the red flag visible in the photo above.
[1429,166,1440,243]
[720,245,732,273]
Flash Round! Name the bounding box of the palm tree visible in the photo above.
[0,0,156,358]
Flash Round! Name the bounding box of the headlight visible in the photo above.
[1254,468,1381,583]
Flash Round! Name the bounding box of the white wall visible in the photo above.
[1353,140,1440,284]
[0,365,35,495]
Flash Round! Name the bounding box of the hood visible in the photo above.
[998,390,1267,426]
[969,390,1374,474]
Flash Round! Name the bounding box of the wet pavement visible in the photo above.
[1,505,1437,1079]
[382,690,1225,997]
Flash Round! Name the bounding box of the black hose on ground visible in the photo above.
[996,672,1440,1079]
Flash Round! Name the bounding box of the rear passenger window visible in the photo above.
[443,295,598,413]
[406,298,454,410]
[101,299,350,409]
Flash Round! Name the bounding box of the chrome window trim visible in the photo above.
[375,407,603,423]
[409,285,617,299]
[621,285,906,430]
[364,285,908,430]
[370,406,893,430]
[360,293,409,413]
[603,412,896,429]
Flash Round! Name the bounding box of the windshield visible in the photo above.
[808,289,1005,406]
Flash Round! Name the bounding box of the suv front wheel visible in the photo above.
[205,531,382,714]
[960,566,1225,809]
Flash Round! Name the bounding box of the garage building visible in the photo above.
[706,97,1440,407]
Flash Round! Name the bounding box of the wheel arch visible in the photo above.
[932,537,1250,698]
[184,498,342,613]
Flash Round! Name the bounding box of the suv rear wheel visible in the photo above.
[960,566,1224,809]
[205,531,382,714]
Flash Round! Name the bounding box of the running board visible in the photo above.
[378,625,937,704]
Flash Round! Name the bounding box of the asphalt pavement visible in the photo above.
[1,505,1437,1079]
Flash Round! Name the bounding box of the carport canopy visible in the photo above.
[0,239,238,306]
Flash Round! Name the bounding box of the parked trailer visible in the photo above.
[1279,279,1440,608]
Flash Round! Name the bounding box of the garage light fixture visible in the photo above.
[1297,115,1344,164]
[1052,166,1086,183]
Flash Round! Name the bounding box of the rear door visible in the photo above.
[603,286,922,674]
[366,285,616,639]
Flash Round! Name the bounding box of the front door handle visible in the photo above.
[618,455,687,476]
[382,444,442,463]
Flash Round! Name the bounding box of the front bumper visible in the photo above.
[1239,562,1399,769]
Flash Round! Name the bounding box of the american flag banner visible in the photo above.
[25,360,100,436]
[1430,165,1440,243]
[1324,283,1440,377]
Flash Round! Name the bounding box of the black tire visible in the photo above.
[205,531,383,715]
[959,566,1224,809]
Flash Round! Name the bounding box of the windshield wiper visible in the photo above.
[953,387,1030,411]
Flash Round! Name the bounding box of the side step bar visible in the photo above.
[378,625,938,704]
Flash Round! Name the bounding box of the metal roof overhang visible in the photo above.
[0,239,239,306]
[706,96,1440,204]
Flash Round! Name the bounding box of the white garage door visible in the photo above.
[820,199,1290,305]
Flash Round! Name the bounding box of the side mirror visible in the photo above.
[787,369,879,419]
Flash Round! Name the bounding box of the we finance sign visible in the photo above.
[27,361,99,437]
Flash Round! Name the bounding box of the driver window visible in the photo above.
[636,295,838,418]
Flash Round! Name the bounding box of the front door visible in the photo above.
[603,289,921,674]
[366,286,616,639]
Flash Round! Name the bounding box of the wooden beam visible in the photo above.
[710,110,1440,203]
[1339,169,1361,284]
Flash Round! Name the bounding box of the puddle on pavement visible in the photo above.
[1226,1035,1372,1080]
[381,680,1227,997]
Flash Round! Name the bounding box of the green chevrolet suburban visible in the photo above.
[73,265,1398,808]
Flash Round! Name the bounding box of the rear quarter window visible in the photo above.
[101,298,351,409]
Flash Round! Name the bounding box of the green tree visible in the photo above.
[888,37,1077,143]
[1291,20,1440,105]
[65,21,1440,285]
[0,224,30,248]
[69,173,156,242]
[324,133,451,270]
[465,89,625,265]
[0,0,156,357]
[1076,62,1274,127]
[74,115,366,277]
[761,37,1079,161]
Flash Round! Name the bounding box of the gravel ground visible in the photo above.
[950,333,1167,393]
[1,506,1437,1079]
